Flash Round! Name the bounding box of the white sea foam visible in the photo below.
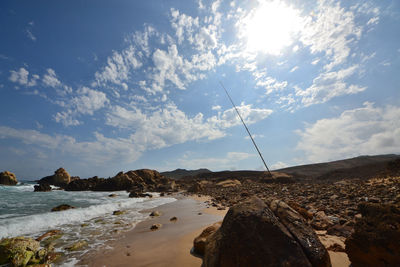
[0,197,176,238]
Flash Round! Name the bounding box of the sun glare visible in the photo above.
[243,0,303,55]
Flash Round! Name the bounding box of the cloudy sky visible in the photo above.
[0,0,399,179]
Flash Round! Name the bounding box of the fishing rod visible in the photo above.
[219,82,272,177]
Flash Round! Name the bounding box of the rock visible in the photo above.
[216,179,241,187]
[36,230,62,242]
[270,199,331,267]
[345,203,400,267]
[170,216,178,222]
[149,211,161,217]
[203,197,330,267]
[65,240,88,251]
[288,201,313,220]
[193,222,222,256]
[187,182,203,193]
[0,171,18,185]
[0,236,40,266]
[311,211,334,230]
[327,243,345,252]
[39,168,71,187]
[65,176,102,191]
[129,192,152,198]
[108,194,117,197]
[326,224,353,238]
[113,210,125,215]
[34,184,51,192]
[150,224,162,231]
[51,204,75,212]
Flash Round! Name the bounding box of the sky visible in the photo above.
[0,0,399,180]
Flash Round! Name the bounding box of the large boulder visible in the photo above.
[65,176,103,191]
[202,197,331,267]
[38,168,71,187]
[269,200,331,267]
[0,171,18,185]
[0,236,55,266]
[193,222,222,256]
[345,203,400,267]
[34,184,51,192]
[93,172,134,191]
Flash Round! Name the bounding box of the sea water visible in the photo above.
[0,182,176,266]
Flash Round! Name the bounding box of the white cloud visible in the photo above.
[296,102,400,163]
[95,45,142,87]
[255,74,288,95]
[300,0,362,71]
[212,105,221,111]
[290,66,299,72]
[26,29,36,41]
[9,68,39,87]
[271,161,289,170]
[208,103,273,128]
[106,103,225,151]
[0,126,142,165]
[296,65,366,106]
[54,111,81,127]
[72,87,109,115]
[42,68,61,88]
[152,45,186,90]
[54,87,109,126]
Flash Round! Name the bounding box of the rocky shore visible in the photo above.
[1,156,399,266]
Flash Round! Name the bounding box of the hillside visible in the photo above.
[275,154,400,181]
[161,168,212,179]
[174,154,400,182]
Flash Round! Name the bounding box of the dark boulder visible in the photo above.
[345,203,400,267]
[65,176,103,191]
[34,183,52,192]
[51,204,75,212]
[269,199,331,267]
[129,192,152,198]
[203,197,331,267]
[0,171,18,185]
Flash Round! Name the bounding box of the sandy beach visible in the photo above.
[79,194,226,267]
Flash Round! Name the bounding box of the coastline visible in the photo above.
[79,193,226,267]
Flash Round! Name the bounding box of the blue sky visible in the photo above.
[0,0,399,179]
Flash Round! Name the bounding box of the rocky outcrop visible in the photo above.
[34,183,51,192]
[202,197,331,267]
[65,176,102,191]
[38,168,71,187]
[345,203,400,267]
[51,204,75,212]
[0,171,18,185]
[65,169,176,192]
[0,236,57,266]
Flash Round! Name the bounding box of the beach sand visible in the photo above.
[80,194,226,267]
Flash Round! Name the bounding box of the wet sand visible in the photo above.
[80,194,226,267]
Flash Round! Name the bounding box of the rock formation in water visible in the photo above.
[38,168,71,187]
[0,171,18,185]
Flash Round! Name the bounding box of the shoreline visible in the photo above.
[79,193,226,267]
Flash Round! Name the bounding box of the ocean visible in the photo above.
[0,182,176,266]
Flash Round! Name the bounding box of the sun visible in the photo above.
[242,0,303,55]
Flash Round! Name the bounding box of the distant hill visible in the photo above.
[275,154,400,181]
[161,168,212,180]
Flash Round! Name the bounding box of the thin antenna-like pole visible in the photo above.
[219,82,272,177]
